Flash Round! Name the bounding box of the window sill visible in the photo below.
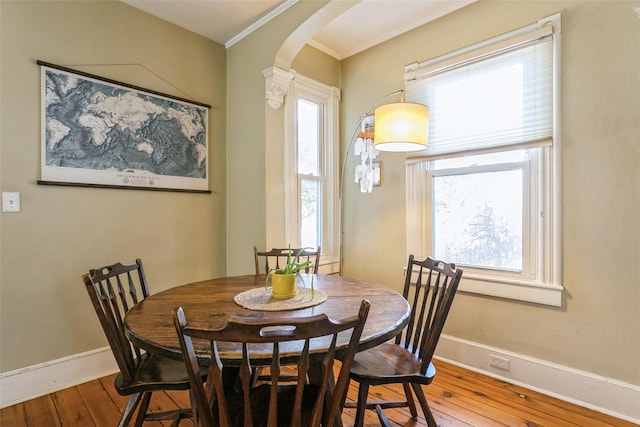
[404,266,563,307]
[317,258,340,275]
[458,274,563,306]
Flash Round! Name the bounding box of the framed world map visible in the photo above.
[38,61,211,192]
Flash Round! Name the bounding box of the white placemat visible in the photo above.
[234,287,327,311]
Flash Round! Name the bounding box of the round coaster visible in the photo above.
[233,287,327,312]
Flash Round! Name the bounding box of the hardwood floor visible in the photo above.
[1,359,635,426]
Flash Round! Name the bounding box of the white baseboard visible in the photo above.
[2,339,639,425]
[0,347,117,408]
[435,334,640,424]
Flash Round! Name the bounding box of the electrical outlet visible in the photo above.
[490,354,510,371]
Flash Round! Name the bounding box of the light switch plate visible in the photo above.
[2,192,21,212]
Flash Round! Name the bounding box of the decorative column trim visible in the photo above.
[263,67,295,109]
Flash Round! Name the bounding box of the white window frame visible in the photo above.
[405,14,563,306]
[284,73,340,273]
[427,154,536,275]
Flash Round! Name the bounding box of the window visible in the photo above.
[405,14,562,306]
[297,99,323,248]
[285,74,340,273]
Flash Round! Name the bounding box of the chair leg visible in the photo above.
[403,383,419,419]
[251,366,263,386]
[133,392,152,427]
[411,383,437,427]
[190,388,199,427]
[169,412,186,427]
[353,383,370,427]
[119,393,143,427]
[374,404,392,427]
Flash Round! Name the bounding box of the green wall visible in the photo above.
[339,1,639,385]
[0,0,227,372]
[225,0,331,275]
[292,45,341,87]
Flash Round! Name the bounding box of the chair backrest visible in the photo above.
[397,255,463,374]
[254,246,321,275]
[173,299,370,427]
[82,259,150,384]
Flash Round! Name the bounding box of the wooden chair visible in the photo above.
[345,256,463,427]
[173,299,370,427]
[83,259,206,427]
[253,246,321,383]
[254,246,321,275]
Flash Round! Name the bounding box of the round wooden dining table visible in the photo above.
[124,274,410,363]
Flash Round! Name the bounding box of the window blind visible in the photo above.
[405,21,556,158]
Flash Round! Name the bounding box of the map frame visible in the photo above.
[38,61,211,193]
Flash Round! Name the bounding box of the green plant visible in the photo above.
[266,246,315,297]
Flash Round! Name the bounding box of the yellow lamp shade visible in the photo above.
[373,102,429,152]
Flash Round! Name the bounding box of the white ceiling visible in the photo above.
[122,0,475,60]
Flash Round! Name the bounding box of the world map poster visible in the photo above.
[39,62,210,192]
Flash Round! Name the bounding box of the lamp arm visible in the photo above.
[338,89,403,276]
[339,112,368,200]
[338,89,403,200]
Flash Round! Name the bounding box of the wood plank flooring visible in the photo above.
[1,359,635,426]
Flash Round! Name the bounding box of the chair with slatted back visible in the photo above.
[254,246,321,275]
[83,259,206,427]
[345,256,463,427]
[252,246,321,384]
[173,299,370,427]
